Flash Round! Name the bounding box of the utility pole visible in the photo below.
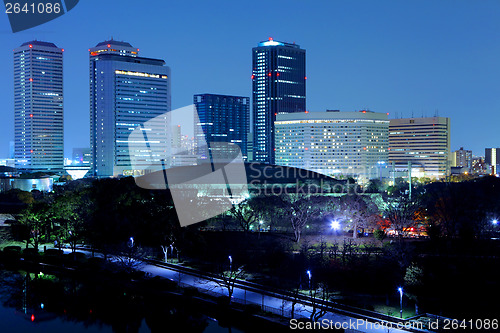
[408,161,412,200]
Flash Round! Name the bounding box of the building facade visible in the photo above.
[72,148,91,166]
[14,41,64,172]
[194,94,249,161]
[452,147,472,172]
[485,148,500,175]
[389,117,451,179]
[252,38,306,165]
[89,40,171,177]
[275,110,389,180]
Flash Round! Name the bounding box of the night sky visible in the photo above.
[0,0,499,158]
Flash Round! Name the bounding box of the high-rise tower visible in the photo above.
[194,94,249,161]
[252,38,306,164]
[89,40,171,177]
[14,41,64,172]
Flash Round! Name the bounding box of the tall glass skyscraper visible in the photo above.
[194,94,249,161]
[252,38,306,165]
[14,41,64,172]
[89,40,171,177]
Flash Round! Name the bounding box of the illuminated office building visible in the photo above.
[275,110,389,180]
[252,38,306,164]
[194,94,249,161]
[89,39,171,177]
[389,117,451,179]
[14,40,64,172]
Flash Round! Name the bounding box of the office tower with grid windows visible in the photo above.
[194,94,249,161]
[14,41,64,172]
[252,38,305,165]
[389,117,451,179]
[89,39,171,177]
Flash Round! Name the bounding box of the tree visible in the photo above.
[278,194,325,243]
[335,195,379,238]
[309,282,332,322]
[383,195,419,237]
[49,191,92,253]
[18,201,49,250]
[373,229,386,243]
[211,263,247,304]
[229,199,259,233]
[404,263,424,314]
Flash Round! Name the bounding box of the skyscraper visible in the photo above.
[389,117,451,179]
[89,40,171,177]
[252,38,306,165]
[14,41,64,172]
[194,94,249,161]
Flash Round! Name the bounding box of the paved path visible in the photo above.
[59,248,424,333]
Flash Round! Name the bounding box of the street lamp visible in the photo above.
[377,161,386,181]
[228,255,232,271]
[259,220,264,238]
[492,219,498,226]
[129,237,134,248]
[306,270,312,294]
[331,220,340,231]
[398,287,403,318]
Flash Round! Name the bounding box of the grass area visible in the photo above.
[373,304,416,319]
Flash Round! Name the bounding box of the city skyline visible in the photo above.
[1,1,499,158]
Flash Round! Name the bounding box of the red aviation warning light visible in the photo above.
[31,314,35,322]
[29,44,33,48]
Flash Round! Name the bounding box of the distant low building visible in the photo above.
[452,147,472,173]
[72,148,91,166]
[1,176,53,192]
[472,156,491,175]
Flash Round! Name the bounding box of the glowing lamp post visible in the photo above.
[398,287,404,318]
[306,270,312,295]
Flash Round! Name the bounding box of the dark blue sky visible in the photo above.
[1,0,499,157]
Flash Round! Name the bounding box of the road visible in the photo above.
[60,248,425,333]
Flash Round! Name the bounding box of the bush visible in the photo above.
[3,245,22,253]
[44,249,63,256]
[23,248,40,258]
